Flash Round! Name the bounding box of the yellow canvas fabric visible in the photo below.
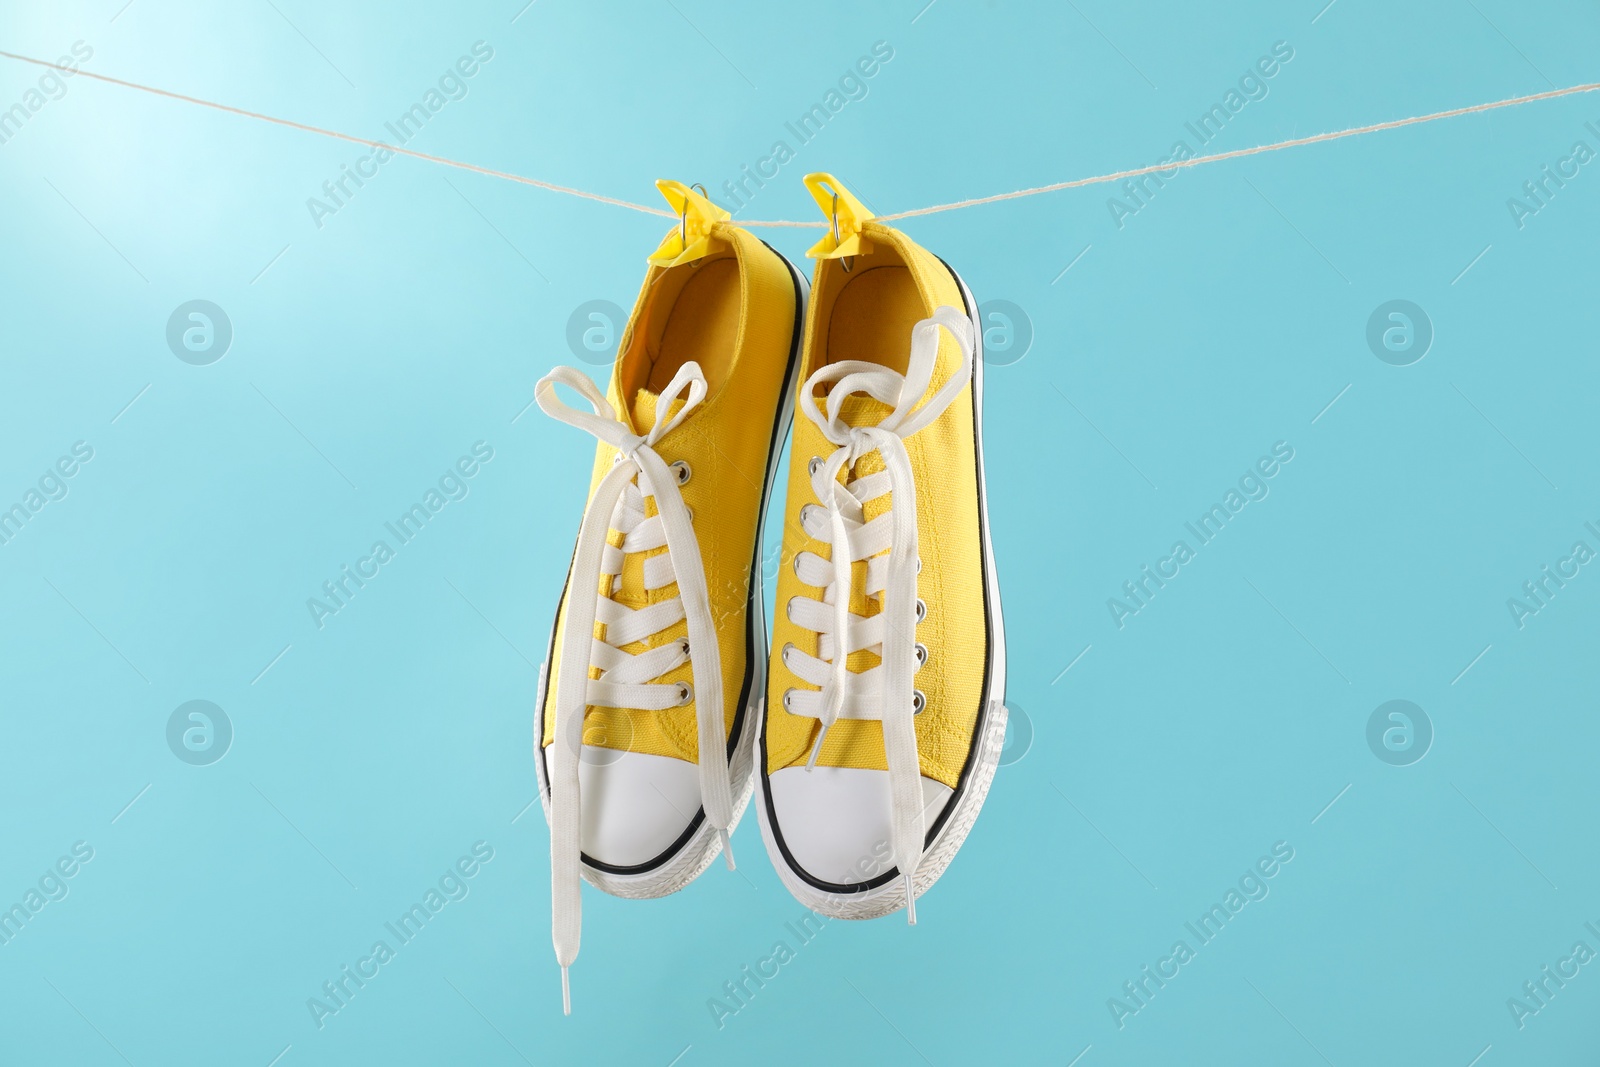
[765,222,988,789]
[541,222,797,764]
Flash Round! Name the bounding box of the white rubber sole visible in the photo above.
[755,266,1010,920]
[532,253,810,900]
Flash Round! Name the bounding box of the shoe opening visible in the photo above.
[618,250,744,406]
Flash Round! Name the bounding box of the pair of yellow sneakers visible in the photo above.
[533,175,1007,1013]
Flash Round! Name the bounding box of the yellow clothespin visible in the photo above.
[648,180,731,268]
[803,172,873,268]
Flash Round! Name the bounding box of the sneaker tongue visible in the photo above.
[629,388,687,434]
[832,391,894,429]
[631,387,661,430]
[612,387,687,612]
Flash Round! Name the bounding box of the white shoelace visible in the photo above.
[782,306,974,923]
[535,361,735,1014]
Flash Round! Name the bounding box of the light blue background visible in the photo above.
[2,1,1598,1064]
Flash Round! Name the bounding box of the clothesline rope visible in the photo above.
[0,48,671,217]
[3,48,1596,227]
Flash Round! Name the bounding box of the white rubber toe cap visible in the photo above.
[767,766,952,886]
[577,749,700,868]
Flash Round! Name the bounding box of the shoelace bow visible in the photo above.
[535,362,734,1014]
[785,306,975,923]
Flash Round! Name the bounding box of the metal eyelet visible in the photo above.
[684,506,695,522]
[807,456,823,476]
[914,643,928,667]
[782,687,797,711]
[791,553,805,578]
[781,642,797,667]
[669,460,691,485]
[912,689,926,714]
[678,638,690,657]
[915,598,927,623]
[675,682,693,706]
[799,503,817,526]
[916,557,923,574]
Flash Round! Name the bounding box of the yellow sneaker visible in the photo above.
[757,177,1007,921]
[533,183,805,1010]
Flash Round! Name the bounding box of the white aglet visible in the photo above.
[805,722,832,771]
[719,828,736,870]
[561,966,571,1016]
[904,877,917,925]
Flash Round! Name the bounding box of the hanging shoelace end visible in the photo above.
[561,966,571,1016]
[718,828,736,870]
[904,877,917,925]
[804,722,832,772]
